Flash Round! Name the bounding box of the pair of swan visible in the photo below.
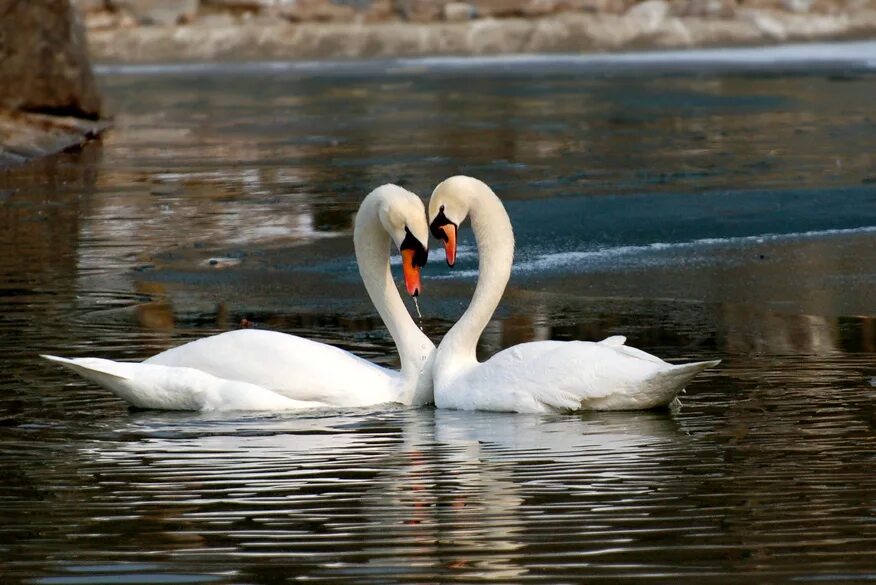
[45,176,719,413]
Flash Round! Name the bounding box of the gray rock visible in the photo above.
[82,9,139,30]
[743,9,788,38]
[669,0,735,17]
[626,0,669,29]
[784,0,815,12]
[73,0,108,13]
[578,0,633,13]
[201,0,296,9]
[395,0,445,21]
[444,1,476,20]
[110,0,199,25]
[278,0,376,22]
[196,12,239,26]
[0,0,102,119]
[470,0,530,16]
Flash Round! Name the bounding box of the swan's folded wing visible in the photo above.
[470,340,706,412]
[528,341,660,410]
[603,342,667,365]
[145,329,398,406]
[456,341,620,412]
[526,342,717,411]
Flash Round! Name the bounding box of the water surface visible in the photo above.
[1,56,875,583]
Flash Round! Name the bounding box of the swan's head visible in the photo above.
[374,184,429,297]
[428,175,483,267]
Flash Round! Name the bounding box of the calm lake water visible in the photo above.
[1,55,875,583]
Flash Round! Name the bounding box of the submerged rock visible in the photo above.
[0,112,107,167]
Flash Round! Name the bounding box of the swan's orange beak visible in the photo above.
[438,223,457,267]
[401,249,422,297]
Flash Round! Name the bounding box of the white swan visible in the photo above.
[44,184,435,411]
[426,175,720,413]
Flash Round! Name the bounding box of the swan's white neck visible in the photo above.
[354,196,434,405]
[437,184,514,376]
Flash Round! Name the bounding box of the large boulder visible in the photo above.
[0,0,105,167]
[0,0,102,119]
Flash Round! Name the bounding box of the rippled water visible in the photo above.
[1,57,875,583]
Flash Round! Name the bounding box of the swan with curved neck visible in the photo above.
[44,184,435,411]
[428,175,720,413]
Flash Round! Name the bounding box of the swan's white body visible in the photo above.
[45,185,435,411]
[42,355,323,411]
[140,329,400,406]
[428,176,720,413]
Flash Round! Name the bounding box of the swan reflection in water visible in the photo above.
[364,409,686,579]
[69,406,687,581]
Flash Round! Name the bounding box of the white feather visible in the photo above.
[429,176,720,413]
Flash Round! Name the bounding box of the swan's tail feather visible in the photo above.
[648,359,721,405]
[599,335,627,347]
[584,358,720,411]
[43,354,327,412]
[42,354,175,409]
[41,355,130,381]
[658,359,721,386]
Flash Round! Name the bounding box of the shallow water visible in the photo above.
[1,57,875,583]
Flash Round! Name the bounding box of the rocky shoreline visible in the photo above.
[78,0,876,62]
[3,1,873,168]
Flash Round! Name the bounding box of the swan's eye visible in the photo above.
[429,207,456,242]
[400,228,428,267]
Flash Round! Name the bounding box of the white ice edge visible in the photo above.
[402,40,876,68]
[407,224,876,278]
[95,41,876,76]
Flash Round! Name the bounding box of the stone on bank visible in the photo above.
[0,0,106,167]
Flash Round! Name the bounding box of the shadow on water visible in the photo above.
[0,64,875,583]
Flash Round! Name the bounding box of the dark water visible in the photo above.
[1,60,875,583]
